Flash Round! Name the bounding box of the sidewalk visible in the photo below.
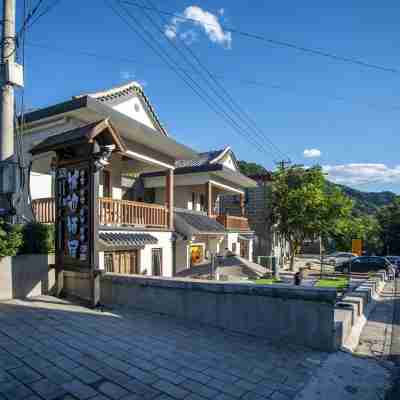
[295,279,397,400]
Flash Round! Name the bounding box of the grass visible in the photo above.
[254,278,282,285]
[315,277,349,291]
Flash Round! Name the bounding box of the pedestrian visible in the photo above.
[294,270,302,286]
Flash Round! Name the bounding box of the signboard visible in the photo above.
[55,163,91,269]
[352,239,362,256]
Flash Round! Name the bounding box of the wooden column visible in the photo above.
[205,181,212,217]
[165,169,174,230]
[239,193,245,216]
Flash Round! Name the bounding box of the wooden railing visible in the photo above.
[32,197,55,224]
[99,198,168,228]
[216,214,251,231]
[32,197,168,228]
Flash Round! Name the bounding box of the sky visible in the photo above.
[12,0,400,193]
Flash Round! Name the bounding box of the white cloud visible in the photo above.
[164,6,232,49]
[303,148,322,158]
[323,163,400,186]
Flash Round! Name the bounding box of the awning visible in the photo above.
[174,208,226,237]
[99,232,158,251]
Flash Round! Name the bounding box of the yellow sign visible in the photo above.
[352,239,362,256]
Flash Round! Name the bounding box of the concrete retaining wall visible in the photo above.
[0,254,55,300]
[334,272,386,351]
[101,274,338,351]
[63,271,92,301]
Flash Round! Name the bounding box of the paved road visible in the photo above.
[386,278,400,400]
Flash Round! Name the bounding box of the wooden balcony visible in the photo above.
[216,214,251,231]
[32,197,55,224]
[32,197,168,228]
[99,198,168,228]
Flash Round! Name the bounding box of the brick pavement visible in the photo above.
[0,296,328,400]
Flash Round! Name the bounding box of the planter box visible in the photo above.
[0,254,55,300]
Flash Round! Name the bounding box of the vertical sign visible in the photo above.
[352,239,362,256]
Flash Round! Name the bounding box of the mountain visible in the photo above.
[238,160,397,215]
[326,181,397,215]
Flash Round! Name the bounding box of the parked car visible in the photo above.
[386,256,400,267]
[325,252,356,266]
[335,256,393,273]
[386,256,400,276]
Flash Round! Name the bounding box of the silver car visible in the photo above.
[325,252,356,266]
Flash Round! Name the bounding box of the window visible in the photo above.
[152,248,163,276]
[104,251,139,274]
[102,170,111,198]
[200,194,205,211]
[191,192,196,210]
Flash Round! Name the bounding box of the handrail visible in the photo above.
[32,197,169,228]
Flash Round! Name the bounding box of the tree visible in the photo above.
[376,197,400,255]
[271,165,352,270]
[238,160,267,176]
[332,215,382,255]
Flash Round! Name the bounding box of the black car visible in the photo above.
[335,256,392,273]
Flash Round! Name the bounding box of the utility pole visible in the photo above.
[0,0,23,215]
[275,159,291,171]
[0,0,16,162]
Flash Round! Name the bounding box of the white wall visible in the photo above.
[30,173,52,199]
[220,153,237,171]
[112,96,156,131]
[140,231,174,277]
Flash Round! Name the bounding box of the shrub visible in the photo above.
[0,220,23,258]
[19,222,55,254]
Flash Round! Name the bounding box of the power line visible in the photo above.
[132,0,290,161]
[26,41,400,114]
[104,0,273,159]
[121,0,400,74]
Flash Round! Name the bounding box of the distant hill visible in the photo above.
[238,160,397,215]
[326,181,397,215]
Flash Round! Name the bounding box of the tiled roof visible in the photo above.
[30,119,126,155]
[175,208,225,235]
[76,81,168,137]
[99,232,158,250]
[175,149,226,168]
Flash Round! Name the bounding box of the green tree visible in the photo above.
[376,197,400,255]
[271,165,352,270]
[238,160,267,176]
[332,215,382,255]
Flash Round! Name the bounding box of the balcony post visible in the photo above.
[205,181,212,217]
[239,193,245,216]
[165,169,174,230]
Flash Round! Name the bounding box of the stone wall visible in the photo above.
[101,274,338,351]
[0,254,55,300]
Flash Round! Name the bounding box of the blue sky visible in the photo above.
[15,0,400,193]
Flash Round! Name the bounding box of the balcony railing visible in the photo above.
[32,197,168,228]
[216,214,251,231]
[99,198,168,228]
[32,197,55,224]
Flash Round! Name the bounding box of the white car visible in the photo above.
[325,252,356,266]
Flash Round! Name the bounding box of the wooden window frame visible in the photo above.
[152,248,163,276]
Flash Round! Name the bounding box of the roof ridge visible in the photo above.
[73,81,143,100]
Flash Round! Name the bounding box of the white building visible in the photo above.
[24,82,256,279]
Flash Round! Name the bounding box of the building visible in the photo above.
[220,172,290,266]
[24,82,256,284]
[141,147,256,274]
